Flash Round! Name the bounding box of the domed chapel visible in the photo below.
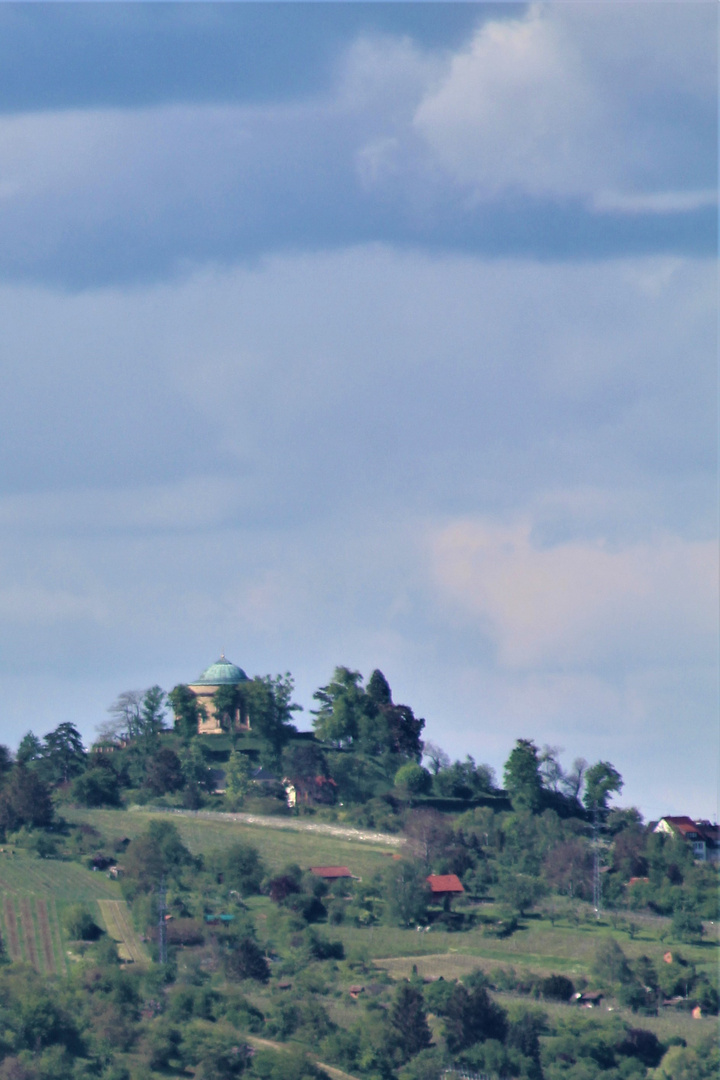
[186,654,251,735]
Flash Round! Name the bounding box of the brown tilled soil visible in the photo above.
[36,899,56,973]
[3,899,21,961]
[19,897,39,970]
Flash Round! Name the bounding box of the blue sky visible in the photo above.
[0,2,716,820]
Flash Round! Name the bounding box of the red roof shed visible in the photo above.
[310,866,353,879]
[426,874,464,896]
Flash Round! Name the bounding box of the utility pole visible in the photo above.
[592,801,601,920]
[157,879,167,965]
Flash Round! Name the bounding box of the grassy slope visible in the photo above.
[64,807,398,880]
[56,805,720,1051]
[63,807,718,971]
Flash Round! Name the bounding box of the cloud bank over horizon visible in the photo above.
[0,4,716,821]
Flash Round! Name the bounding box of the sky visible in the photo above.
[0,2,716,821]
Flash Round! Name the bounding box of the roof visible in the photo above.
[310,866,352,878]
[193,654,248,686]
[657,816,718,842]
[426,874,464,894]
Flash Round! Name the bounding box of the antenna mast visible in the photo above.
[592,801,601,919]
[157,879,168,965]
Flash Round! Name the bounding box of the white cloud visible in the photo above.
[413,3,716,204]
[429,518,717,670]
[593,189,718,215]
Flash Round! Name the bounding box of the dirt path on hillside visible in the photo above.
[159,808,406,848]
[244,1033,360,1080]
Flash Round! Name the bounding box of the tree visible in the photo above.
[560,757,588,801]
[41,722,86,784]
[180,740,213,794]
[389,984,432,1063]
[63,904,101,941]
[16,732,43,767]
[107,690,144,740]
[224,937,270,983]
[140,686,167,739]
[423,742,450,775]
[366,669,392,707]
[311,667,365,747]
[583,761,623,814]
[444,984,508,1052]
[214,841,266,896]
[213,684,242,734]
[503,739,543,813]
[0,767,53,833]
[394,762,432,797]
[123,821,193,891]
[0,747,12,784]
[384,861,431,927]
[404,809,453,866]
[538,745,564,791]
[245,675,300,754]
[381,703,425,760]
[671,909,705,944]
[591,937,633,987]
[281,742,332,805]
[224,750,251,809]
[434,756,496,799]
[72,767,121,808]
[144,748,184,796]
[168,684,206,740]
[495,871,546,916]
[543,839,593,899]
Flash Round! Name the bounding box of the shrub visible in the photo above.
[540,974,575,1002]
[225,938,270,983]
[64,904,102,941]
[72,768,121,808]
[671,909,705,943]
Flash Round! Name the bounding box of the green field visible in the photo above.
[64,807,398,880]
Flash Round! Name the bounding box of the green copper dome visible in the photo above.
[194,655,248,686]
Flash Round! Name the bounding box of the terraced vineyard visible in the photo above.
[1,893,66,974]
[0,852,121,974]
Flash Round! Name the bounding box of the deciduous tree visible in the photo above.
[503,740,543,813]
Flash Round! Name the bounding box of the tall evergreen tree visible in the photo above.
[390,984,432,1062]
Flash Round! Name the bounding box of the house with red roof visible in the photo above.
[653,817,719,863]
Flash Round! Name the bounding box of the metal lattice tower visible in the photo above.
[157,880,167,965]
[592,801,601,919]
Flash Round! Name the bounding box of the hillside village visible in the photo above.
[0,657,716,1080]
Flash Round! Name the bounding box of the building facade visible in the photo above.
[186,655,251,735]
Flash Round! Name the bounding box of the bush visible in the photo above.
[225,938,270,983]
[671,909,705,943]
[64,904,102,941]
[540,974,575,1002]
[166,919,205,946]
[72,768,121,808]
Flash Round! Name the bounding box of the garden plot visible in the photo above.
[98,899,150,967]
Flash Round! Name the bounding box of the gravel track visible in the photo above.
[165,808,405,847]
